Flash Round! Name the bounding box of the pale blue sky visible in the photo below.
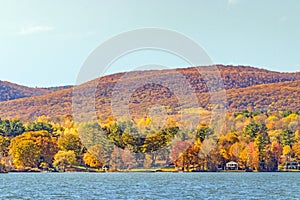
[0,0,299,87]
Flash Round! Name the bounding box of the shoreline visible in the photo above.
[2,168,300,173]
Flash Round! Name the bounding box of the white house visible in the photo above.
[226,161,238,170]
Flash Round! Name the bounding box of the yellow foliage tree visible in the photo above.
[83,152,102,168]
[229,142,245,162]
[9,139,40,169]
[292,142,300,160]
[53,150,77,171]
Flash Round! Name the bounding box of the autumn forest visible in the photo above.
[0,65,300,173]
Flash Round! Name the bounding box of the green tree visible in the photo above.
[281,110,293,118]
[244,121,267,141]
[0,119,25,137]
[255,132,270,171]
[281,129,295,147]
[26,121,54,134]
[244,121,260,139]
[196,126,214,142]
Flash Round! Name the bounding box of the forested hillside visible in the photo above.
[0,65,299,121]
[0,80,72,102]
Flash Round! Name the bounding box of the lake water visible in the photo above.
[1,172,300,199]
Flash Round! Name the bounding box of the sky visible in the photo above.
[0,0,299,87]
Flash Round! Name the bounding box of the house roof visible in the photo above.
[226,161,238,165]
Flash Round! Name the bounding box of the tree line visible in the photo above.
[0,110,299,172]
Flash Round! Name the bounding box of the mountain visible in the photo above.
[0,65,299,121]
[0,80,72,102]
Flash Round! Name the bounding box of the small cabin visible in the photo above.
[226,161,238,170]
[284,161,299,170]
